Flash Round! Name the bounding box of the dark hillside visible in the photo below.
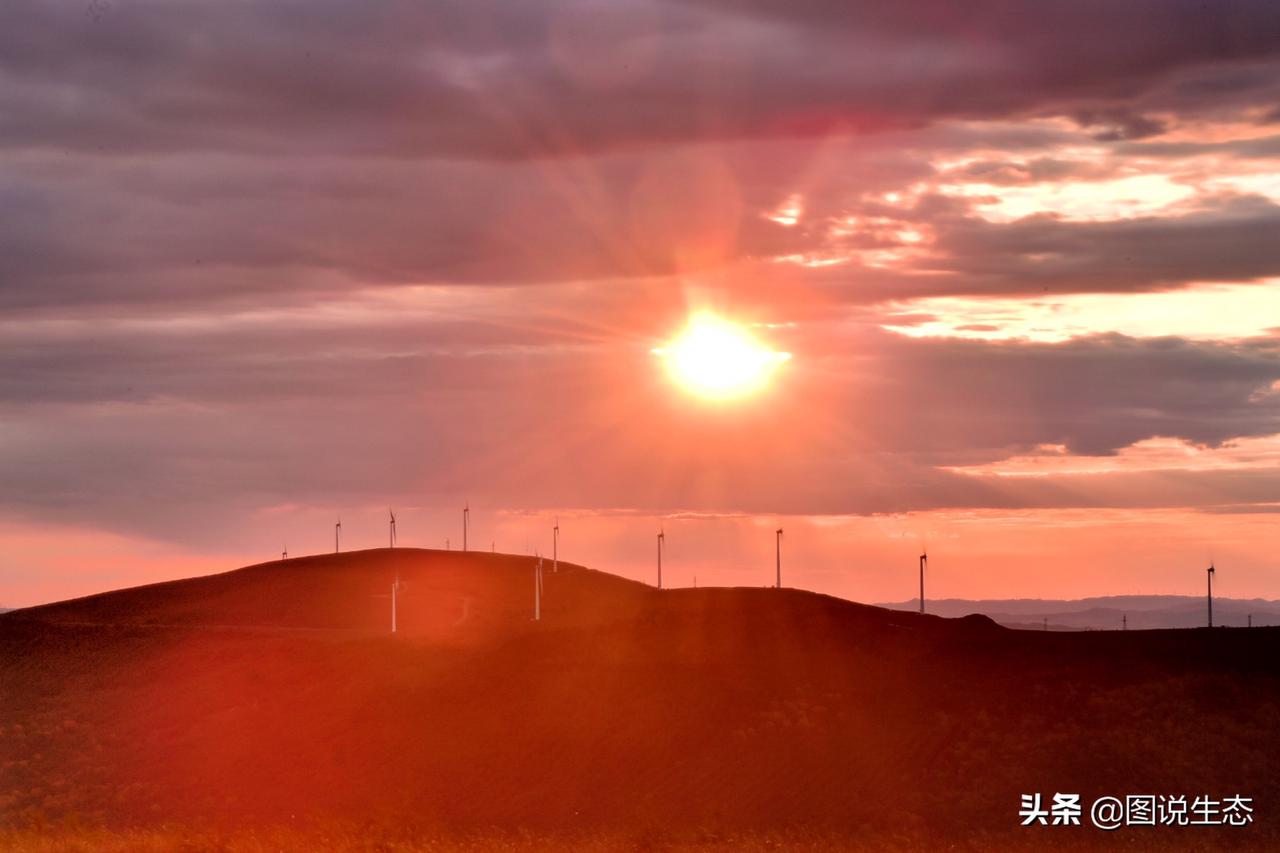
[2,550,1278,849]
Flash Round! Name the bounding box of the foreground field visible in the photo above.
[3,549,1278,850]
[0,827,1269,853]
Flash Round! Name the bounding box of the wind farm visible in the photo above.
[272,514,1257,633]
[3,0,1280,849]
[3,545,1279,850]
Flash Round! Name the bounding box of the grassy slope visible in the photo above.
[2,549,1278,849]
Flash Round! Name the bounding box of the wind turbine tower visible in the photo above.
[391,573,404,634]
[335,518,342,554]
[1207,563,1216,628]
[463,502,469,552]
[281,547,288,561]
[553,518,559,573]
[918,548,928,614]
[389,508,397,549]
[657,529,664,589]
[534,553,544,621]
[775,528,783,589]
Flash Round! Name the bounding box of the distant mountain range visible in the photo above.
[877,595,1280,630]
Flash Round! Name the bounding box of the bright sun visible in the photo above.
[653,312,791,400]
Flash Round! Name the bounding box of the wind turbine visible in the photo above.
[553,518,559,574]
[389,508,397,549]
[463,502,469,552]
[373,574,406,634]
[1207,562,1216,628]
[1122,613,1127,631]
[775,528,783,589]
[335,518,342,554]
[657,528,665,589]
[281,546,288,561]
[918,547,928,615]
[534,553,544,621]
[391,572,405,634]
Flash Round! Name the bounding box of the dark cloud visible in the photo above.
[926,195,1280,295]
[0,145,839,310]
[853,331,1280,456]
[1198,503,1280,514]
[716,192,1280,306]
[1114,132,1280,160]
[3,0,1279,313]
[942,157,1117,185]
[2,0,1279,159]
[1072,109,1169,141]
[8,138,1280,317]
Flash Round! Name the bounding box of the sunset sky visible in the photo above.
[3,0,1280,607]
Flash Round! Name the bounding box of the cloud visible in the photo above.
[3,0,1280,561]
[932,196,1280,291]
[8,130,1280,318]
[2,1,1279,159]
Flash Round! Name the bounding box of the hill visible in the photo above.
[8,548,647,640]
[3,549,1279,850]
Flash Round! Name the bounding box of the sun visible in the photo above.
[652,312,791,400]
